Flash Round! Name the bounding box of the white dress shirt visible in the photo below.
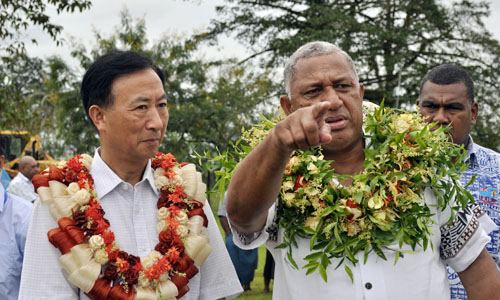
[232,187,492,300]
[7,172,38,203]
[19,150,242,299]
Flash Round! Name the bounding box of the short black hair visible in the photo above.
[81,50,166,129]
[419,64,474,103]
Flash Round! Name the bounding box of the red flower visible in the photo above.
[86,202,104,220]
[294,175,305,191]
[123,269,139,285]
[168,247,181,263]
[101,230,115,244]
[116,257,130,273]
[65,169,79,183]
[104,264,118,281]
[106,244,119,261]
[155,242,170,255]
[96,218,110,234]
[159,230,178,245]
[168,193,183,204]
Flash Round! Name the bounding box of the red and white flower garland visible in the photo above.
[32,152,212,300]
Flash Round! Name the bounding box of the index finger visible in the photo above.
[312,101,331,121]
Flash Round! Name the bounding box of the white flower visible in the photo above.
[373,210,386,221]
[154,168,164,179]
[283,193,295,202]
[157,207,170,220]
[177,225,189,238]
[94,248,109,265]
[80,154,93,169]
[368,197,384,209]
[66,182,80,195]
[304,216,320,231]
[150,250,162,260]
[155,175,169,189]
[289,156,301,169]
[307,163,319,174]
[72,189,90,205]
[282,180,294,191]
[138,276,150,288]
[141,256,154,269]
[88,235,104,250]
[157,220,167,233]
[176,211,189,225]
[159,272,169,282]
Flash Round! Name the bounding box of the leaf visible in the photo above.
[304,251,323,262]
[287,251,299,270]
[345,265,354,283]
[319,264,328,282]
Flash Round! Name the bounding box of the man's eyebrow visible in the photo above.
[131,94,167,103]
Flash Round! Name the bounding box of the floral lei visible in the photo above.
[32,152,212,299]
[211,102,472,282]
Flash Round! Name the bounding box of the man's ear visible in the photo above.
[88,105,106,132]
[470,102,478,126]
[280,95,293,115]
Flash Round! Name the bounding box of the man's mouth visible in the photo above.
[325,115,347,130]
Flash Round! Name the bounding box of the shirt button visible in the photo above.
[365,282,372,290]
[123,184,129,190]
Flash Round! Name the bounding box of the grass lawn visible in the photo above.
[210,197,273,300]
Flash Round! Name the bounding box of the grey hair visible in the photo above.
[283,41,358,97]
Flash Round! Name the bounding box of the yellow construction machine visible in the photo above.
[0,131,59,179]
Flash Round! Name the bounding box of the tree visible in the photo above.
[18,11,276,163]
[196,0,500,150]
[0,0,91,56]
[0,52,58,135]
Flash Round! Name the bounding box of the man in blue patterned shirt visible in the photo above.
[418,64,500,300]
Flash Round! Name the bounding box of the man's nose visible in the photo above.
[432,107,450,125]
[146,107,164,131]
[323,87,342,110]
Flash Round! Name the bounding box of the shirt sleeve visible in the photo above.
[230,201,278,250]
[439,197,492,273]
[19,200,80,299]
[217,193,227,217]
[14,198,32,257]
[198,201,243,300]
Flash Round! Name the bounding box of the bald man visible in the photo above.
[7,156,39,203]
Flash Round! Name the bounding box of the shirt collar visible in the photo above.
[464,135,479,168]
[90,148,158,200]
[16,171,30,183]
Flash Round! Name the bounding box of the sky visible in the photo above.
[23,0,500,70]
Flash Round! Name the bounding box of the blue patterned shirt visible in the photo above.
[448,136,500,300]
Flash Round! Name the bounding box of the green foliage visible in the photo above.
[196,0,500,150]
[0,0,92,55]
[0,53,57,135]
[207,103,472,281]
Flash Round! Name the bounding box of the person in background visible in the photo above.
[262,249,274,293]
[218,193,258,291]
[0,144,33,300]
[7,155,39,203]
[418,64,500,300]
